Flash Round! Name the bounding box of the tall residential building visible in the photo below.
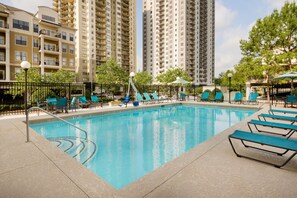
[143,0,215,85]
[0,3,76,82]
[53,0,137,82]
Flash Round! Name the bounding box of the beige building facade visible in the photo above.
[0,3,76,82]
[54,0,137,82]
[143,0,215,85]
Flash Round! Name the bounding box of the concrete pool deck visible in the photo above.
[0,102,297,197]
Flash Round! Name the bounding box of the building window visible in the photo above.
[62,32,66,40]
[13,19,29,31]
[0,70,5,80]
[15,35,27,46]
[69,46,74,54]
[33,38,38,48]
[15,51,27,61]
[0,36,4,45]
[33,53,38,63]
[62,44,67,53]
[0,52,5,61]
[42,15,55,22]
[62,58,67,66]
[69,59,74,67]
[33,24,38,33]
[69,33,74,41]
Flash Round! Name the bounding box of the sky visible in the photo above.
[1,0,295,76]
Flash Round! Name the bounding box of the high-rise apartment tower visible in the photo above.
[143,0,215,85]
[54,0,136,82]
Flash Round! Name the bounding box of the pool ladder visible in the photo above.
[27,107,96,164]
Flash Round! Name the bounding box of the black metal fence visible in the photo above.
[0,82,208,116]
[0,82,85,116]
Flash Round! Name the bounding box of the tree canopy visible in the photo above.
[95,59,129,84]
[134,71,153,85]
[156,67,192,84]
[238,1,297,80]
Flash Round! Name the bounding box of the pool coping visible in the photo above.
[17,102,260,197]
[5,102,297,197]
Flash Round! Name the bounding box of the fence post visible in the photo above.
[100,84,103,107]
[194,85,196,101]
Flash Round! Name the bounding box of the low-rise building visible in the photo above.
[0,3,76,82]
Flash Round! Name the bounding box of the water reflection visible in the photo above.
[30,105,255,189]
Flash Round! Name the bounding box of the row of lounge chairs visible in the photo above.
[136,92,169,104]
[228,109,297,168]
[198,91,259,104]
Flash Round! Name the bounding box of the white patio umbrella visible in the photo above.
[170,77,190,85]
[273,72,297,94]
[169,77,190,93]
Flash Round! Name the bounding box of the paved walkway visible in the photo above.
[0,102,297,197]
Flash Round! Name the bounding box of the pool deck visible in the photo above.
[0,102,297,197]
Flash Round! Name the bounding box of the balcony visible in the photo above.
[40,60,59,67]
[0,22,9,30]
[40,45,60,54]
[39,29,61,40]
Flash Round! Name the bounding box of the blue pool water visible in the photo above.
[30,105,256,189]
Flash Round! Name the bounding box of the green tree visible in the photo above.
[96,59,129,84]
[239,2,297,77]
[134,71,153,85]
[7,68,76,102]
[44,69,76,83]
[156,67,192,84]
[15,67,43,82]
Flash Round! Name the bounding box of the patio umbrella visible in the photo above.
[273,72,297,94]
[170,77,190,85]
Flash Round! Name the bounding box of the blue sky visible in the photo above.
[2,0,295,76]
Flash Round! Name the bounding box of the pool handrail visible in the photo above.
[27,107,88,141]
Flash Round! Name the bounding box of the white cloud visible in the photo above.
[262,0,296,10]
[215,26,250,75]
[9,0,52,13]
[215,0,236,30]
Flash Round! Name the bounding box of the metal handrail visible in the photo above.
[28,107,88,140]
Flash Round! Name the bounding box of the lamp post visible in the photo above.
[21,61,31,142]
[228,73,232,103]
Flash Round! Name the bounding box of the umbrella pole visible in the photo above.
[291,79,294,95]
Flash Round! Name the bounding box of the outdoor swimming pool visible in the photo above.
[30,105,256,189]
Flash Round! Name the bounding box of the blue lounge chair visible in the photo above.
[91,95,100,108]
[233,92,243,103]
[69,97,77,111]
[179,93,187,101]
[258,113,297,124]
[136,93,145,103]
[246,92,258,104]
[211,92,223,102]
[200,91,210,101]
[269,109,297,115]
[229,130,297,168]
[248,119,297,138]
[151,92,167,103]
[46,97,57,111]
[122,96,130,107]
[56,98,68,113]
[79,96,90,108]
[143,93,154,103]
[284,95,297,107]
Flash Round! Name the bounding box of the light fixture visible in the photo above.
[21,61,31,142]
[129,72,135,77]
